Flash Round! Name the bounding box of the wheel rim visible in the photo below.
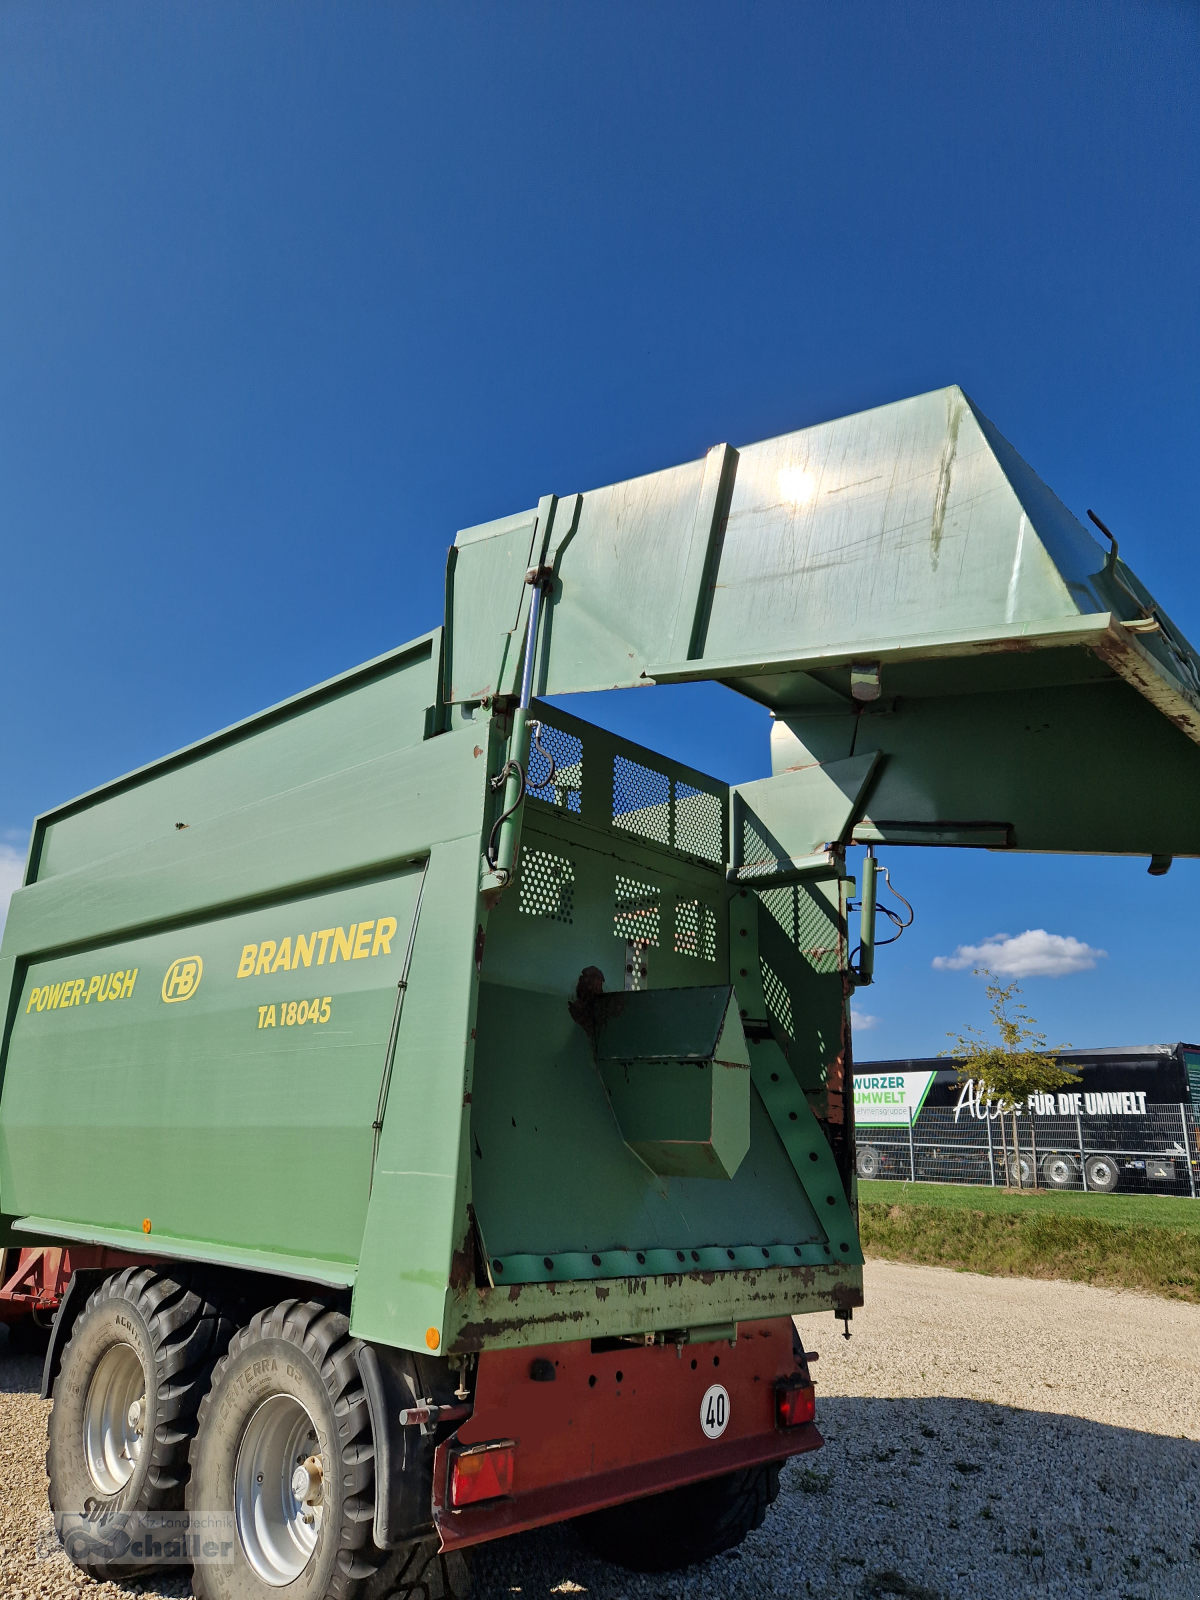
[1090,1159,1115,1187]
[234,1394,324,1586]
[83,1342,147,1495]
[1047,1159,1072,1185]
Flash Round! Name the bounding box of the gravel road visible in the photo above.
[3,1261,1199,1600]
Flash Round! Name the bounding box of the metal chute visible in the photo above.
[446,385,1200,860]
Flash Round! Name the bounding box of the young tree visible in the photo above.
[945,970,1078,1189]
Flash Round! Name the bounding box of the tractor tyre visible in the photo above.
[187,1298,382,1600]
[47,1265,230,1580]
[575,1460,782,1571]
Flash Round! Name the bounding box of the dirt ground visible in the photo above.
[3,1260,1199,1600]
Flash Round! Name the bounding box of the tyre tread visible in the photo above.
[189,1298,382,1600]
[48,1267,231,1581]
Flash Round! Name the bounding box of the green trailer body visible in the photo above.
[3,385,1199,1583]
[0,662,861,1355]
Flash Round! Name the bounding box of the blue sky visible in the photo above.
[2,2,1198,1057]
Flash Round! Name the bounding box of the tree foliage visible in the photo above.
[945,970,1078,1111]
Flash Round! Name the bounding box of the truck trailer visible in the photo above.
[3,385,1200,1598]
[855,1045,1200,1193]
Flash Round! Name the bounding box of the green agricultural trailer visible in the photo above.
[3,385,1199,1597]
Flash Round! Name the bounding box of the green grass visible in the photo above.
[858,1179,1200,1300]
[861,1178,1200,1231]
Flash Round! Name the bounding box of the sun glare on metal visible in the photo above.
[777,465,816,505]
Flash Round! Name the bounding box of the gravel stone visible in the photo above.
[4,1261,1199,1598]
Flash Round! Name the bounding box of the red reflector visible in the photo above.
[450,1442,516,1508]
[776,1381,816,1428]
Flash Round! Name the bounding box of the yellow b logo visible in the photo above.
[162,957,203,1004]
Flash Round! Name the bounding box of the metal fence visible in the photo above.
[856,1103,1200,1197]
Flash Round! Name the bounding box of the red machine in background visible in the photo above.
[0,1247,145,1350]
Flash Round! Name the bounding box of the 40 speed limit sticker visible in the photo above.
[700,1384,730,1439]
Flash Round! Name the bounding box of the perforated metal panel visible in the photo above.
[526,722,583,813]
[613,756,671,845]
[613,756,725,864]
[614,873,661,948]
[675,896,717,963]
[675,783,723,864]
[518,849,576,923]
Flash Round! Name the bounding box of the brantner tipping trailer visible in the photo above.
[3,385,1200,1597]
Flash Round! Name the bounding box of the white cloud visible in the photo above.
[850,1008,880,1031]
[932,929,1106,979]
[0,843,24,938]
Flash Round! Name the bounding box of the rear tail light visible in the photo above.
[449,1441,516,1507]
[775,1380,816,1429]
